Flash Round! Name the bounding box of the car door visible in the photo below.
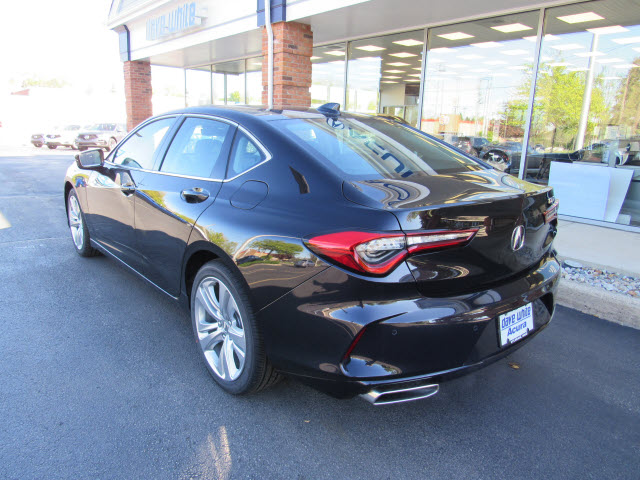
[85,117,177,270]
[134,115,236,296]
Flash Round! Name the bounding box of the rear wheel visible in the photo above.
[67,190,98,257]
[47,145,57,150]
[79,147,87,152]
[484,150,509,167]
[191,261,281,395]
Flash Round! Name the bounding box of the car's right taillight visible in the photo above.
[305,229,477,276]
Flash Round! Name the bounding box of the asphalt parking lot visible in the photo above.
[1,148,639,480]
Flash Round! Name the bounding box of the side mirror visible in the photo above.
[75,149,104,170]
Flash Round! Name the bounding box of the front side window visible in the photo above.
[227,132,266,177]
[111,118,175,170]
[160,117,232,178]
[283,115,484,179]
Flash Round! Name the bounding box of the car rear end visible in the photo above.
[31,134,45,147]
[455,136,474,155]
[259,113,560,402]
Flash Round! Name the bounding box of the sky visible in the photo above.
[0,0,122,93]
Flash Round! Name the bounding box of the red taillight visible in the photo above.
[305,229,477,276]
[544,199,559,224]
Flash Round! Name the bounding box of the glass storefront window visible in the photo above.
[213,60,245,105]
[527,0,640,226]
[346,31,424,126]
[422,11,540,173]
[185,66,212,107]
[310,44,346,108]
[246,57,263,105]
[212,71,225,105]
[151,65,186,113]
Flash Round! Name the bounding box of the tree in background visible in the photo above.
[253,240,302,260]
[500,65,608,150]
[609,58,640,135]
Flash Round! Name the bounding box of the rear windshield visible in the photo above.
[282,116,484,179]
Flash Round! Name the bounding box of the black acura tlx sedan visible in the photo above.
[64,105,560,405]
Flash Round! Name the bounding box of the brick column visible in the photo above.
[262,22,313,109]
[124,60,153,131]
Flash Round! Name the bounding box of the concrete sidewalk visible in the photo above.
[555,219,640,277]
[554,219,640,328]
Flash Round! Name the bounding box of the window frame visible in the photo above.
[157,115,237,180]
[225,127,271,181]
[106,113,272,182]
[106,115,179,170]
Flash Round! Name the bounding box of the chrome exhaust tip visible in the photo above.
[360,383,439,406]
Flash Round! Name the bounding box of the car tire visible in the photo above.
[47,145,57,149]
[106,138,117,152]
[67,190,98,257]
[191,260,281,395]
[79,147,87,152]
[34,143,43,148]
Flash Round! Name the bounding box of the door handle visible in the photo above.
[181,187,210,203]
[121,182,135,195]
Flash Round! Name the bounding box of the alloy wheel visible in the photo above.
[68,195,84,250]
[194,276,246,381]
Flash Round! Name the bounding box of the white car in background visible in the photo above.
[45,125,82,150]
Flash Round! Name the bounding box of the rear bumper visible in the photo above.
[259,251,560,398]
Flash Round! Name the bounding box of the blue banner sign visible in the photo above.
[146,3,205,41]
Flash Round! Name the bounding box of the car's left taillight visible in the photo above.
[305,229,478,276]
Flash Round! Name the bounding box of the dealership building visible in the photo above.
[107,0,640,230]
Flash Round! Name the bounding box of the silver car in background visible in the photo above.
[75,123,127,152]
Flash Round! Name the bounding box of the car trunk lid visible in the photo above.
[342,170,557,295]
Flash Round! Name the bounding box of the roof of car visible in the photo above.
[164,105,331,124]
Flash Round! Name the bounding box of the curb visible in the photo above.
[556,279,640,330]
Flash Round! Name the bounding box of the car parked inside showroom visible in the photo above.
[64,105,560,405]
[75,123,127,152]
[44,125,82,149]
[454,136,489,157]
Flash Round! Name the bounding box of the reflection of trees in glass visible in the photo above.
[610,58,640,134]
[207,231,237,255]
[229,91,241,103]
[503,66,607,150]
[253,240,303,260]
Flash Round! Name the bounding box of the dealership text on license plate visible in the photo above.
[499,303,534,347]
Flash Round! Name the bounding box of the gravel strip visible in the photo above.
[561,260,640,298]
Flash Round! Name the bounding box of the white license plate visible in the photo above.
[499,303,534,347]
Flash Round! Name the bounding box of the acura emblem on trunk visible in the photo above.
[511,225,525,251]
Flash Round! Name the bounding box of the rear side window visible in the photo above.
[112,118,175,170]
[160,118,232,178]
[227,132,266,177]
[282,116,484,180]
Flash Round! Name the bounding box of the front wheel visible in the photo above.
[67,190,98,257]
[106,138,117,152]
[78,147,87,151]
[191,261,281,395]
[47,145,57,150]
